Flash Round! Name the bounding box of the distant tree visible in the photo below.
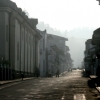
[37,21,68,37]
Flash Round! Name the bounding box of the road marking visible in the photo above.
[0,82,21,90]
[74,94,86,100]
[61,92,65,100]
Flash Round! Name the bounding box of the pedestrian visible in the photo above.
[56,69,59,77]
[21,73,24,80]
[48,69,51,77]
[35,68,40,78]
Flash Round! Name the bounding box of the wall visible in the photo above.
[39,30,47,77]
[0,11,9,60]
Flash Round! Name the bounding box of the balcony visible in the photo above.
[84,56,92,62]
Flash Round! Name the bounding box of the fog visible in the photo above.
[1,0,100,99]
[37,22,95,67]
[67,28,94,67]
[11,0,100,67]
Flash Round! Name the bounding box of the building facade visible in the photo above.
[84,39,97,76]
[0,0,41,80]
[38,29,47,77]
[46,34,73,76]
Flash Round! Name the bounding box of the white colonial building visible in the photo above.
[0,0,41,80]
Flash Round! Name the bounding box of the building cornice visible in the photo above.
[35,30,42,41]
[0,7,36,35]
[0,0,38,33]
[49,34,68,41]
[0,7,12,12]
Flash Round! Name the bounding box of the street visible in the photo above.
[0,70,99,100]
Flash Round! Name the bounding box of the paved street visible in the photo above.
[0,70,99,100]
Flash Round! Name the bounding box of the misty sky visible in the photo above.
[11,0,100,67]
[11,0,100,31]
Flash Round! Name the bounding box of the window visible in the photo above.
[21,30,24,41]
[43,60,45,72]
[6,25,9,42]
[43,39,45,50]
[26,33,27,43]
[17,42,19,60]
[29,35,31,45]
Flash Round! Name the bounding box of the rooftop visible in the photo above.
[48,34,68,41]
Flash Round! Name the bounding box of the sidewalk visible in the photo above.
[0,71,68,85]
[0,77,35,85]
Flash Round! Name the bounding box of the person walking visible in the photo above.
[21,73,24,80]
[48,69,51,77]
[56,69,59,77]
[35,68,40,78]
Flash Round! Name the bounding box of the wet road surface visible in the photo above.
[0,70,99,100]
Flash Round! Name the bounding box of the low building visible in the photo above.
[47,34,73,75]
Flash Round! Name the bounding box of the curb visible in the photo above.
[0,78,35,86]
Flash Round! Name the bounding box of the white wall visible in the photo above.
[25,29,28,72]
[20,26,25,72]
[15,19,20,71]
